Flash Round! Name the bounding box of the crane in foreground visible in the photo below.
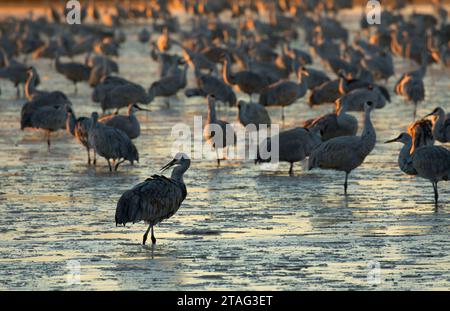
[115,153,191,245]
[408,121,450,206]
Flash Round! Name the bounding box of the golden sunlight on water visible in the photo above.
[0,3,449,290]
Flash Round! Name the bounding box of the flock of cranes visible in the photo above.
[0,0,449,245]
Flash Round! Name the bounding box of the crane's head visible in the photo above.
[364,101,375,112]
[424,107,443,118]
[384,133,410,144]
[160,153,191,172]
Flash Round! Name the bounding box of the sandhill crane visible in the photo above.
[300,67,331,90]
[55,53,91,94]
[204,95,236,167]
[424,107,450,143]
[308,78,344,107]
[66,110,95,165]
[185,65,236,108]
[21,103,69,149]
[222,53,271,102]
[394,58,427,119]
[100,82,153,114]
[150,42,183,78]
[0,55,28,98]
[99,104,150,139]
[21,91,71,131]
[308,101,377,194]
[384,133,418,175]
[257,127,322,175]
[88,112,139,172]
[24,66,48,100]
[148,63,188,107]
[259,68,309,122]
[115,152,191,245]
[303,100,358,141]
[408,120,450,206]
[237,100,271,131]
[336,85,388,111]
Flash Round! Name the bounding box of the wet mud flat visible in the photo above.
[0,8,449,290]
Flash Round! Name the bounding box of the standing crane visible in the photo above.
[308,101,377,194]
[88,112,139,172]
[408,121,450,206]
[115,153,191,245]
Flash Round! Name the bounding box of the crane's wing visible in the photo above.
[115,175,186,226]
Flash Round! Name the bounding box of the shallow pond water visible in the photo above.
[0,8,449,290]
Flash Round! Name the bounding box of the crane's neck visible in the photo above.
[360,109,376,155]
[433,109,446,137]
[25,71,37,99]
[146,87,156,104]
[361,109,375,138]
[66,112,77,136]
[296,75,308,95]
[170,164,189,183]
[207,102,217,123]
[222,57,235,85]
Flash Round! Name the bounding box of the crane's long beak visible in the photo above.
[160,159,176,172]
[384,136,400,143]
[135,104,152,112]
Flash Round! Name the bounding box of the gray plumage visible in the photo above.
[115,153,191,245]
[394,63,427,119]
[203,95,236,167]
[55,53,91,94]
[100,81,153,114]
[99,104,149,139]
[308,78,342,107]
[408,122,450,205]
[425,107,450,143]
[259,68,309,122]
[148,63,188,106]
[384,133,417,175]
[27,104,69,149]
[222,53,272,101]
[88,112,139,172]
[67,111,95,165]
[336,85,387,111]
[303,100,358,141]
[237,100,271,131]
[257,127,322,175]
[308,102,377,193]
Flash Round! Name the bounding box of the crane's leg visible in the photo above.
[47,131,51,151]
[289,162,294,176]
[93,150,97,165]
[114,159,125,171]
[432,182,439,206]
[107,159,112,172]
[215,148,220,167]
[151,226,156,244]
[413,102,417,120]
[74,82,78,95]
[344,172,349,194]
[281,107,285,125]
[16,85,20,99]
[143,224,151,245]
[87,147,91,165]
